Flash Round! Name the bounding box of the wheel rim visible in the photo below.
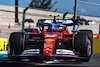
[87,39,91,56]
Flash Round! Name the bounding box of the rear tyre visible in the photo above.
[8,32,23,60]
[74,31,93,62]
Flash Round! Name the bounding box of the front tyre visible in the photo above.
[8,32,23,60]
[79,30,93,55]
[74,31,93,62]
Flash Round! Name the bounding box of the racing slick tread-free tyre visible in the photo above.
[8,32,23,60]
[79,30,93,55]
[74,30,93,62]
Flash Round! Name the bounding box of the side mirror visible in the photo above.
[25,19,34,23]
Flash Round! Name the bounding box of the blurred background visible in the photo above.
[0,0,99,38]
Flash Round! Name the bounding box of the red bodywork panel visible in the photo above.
[43,32,61,56]
[27,27,73,56]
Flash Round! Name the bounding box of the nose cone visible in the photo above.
[43,38,55,56]
[43,33,61,56]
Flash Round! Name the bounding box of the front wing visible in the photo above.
[13,49,88,60]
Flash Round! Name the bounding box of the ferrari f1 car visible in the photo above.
[8,7,93,62]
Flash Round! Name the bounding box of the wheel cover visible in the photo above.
[8,44,10,55]
[87,39,91,56]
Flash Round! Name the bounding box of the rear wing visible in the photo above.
[37,19,80,26]
[38,19,73,24]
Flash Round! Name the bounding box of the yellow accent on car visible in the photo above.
[0,38,9,51]
[61,34,62,39]
[46,51,48,53]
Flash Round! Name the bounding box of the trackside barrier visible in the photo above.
[0,29,19,38]
[93,37,100,53]
[0,38,9,51]
[0,29,19,51]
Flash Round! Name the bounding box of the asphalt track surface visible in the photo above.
[0,53,100,67]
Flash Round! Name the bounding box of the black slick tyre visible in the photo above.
[79,30,93,54]
[74,31,93,62]
[8,32,23,60]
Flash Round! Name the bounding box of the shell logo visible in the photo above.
[45,39,54,41]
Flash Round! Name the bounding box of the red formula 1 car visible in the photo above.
[8,7,93,62]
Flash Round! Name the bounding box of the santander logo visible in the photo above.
[45,34,57,37]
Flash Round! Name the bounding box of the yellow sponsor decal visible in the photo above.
[93,37,100,53]
[46,51,48,53]
[0,38,9,51]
